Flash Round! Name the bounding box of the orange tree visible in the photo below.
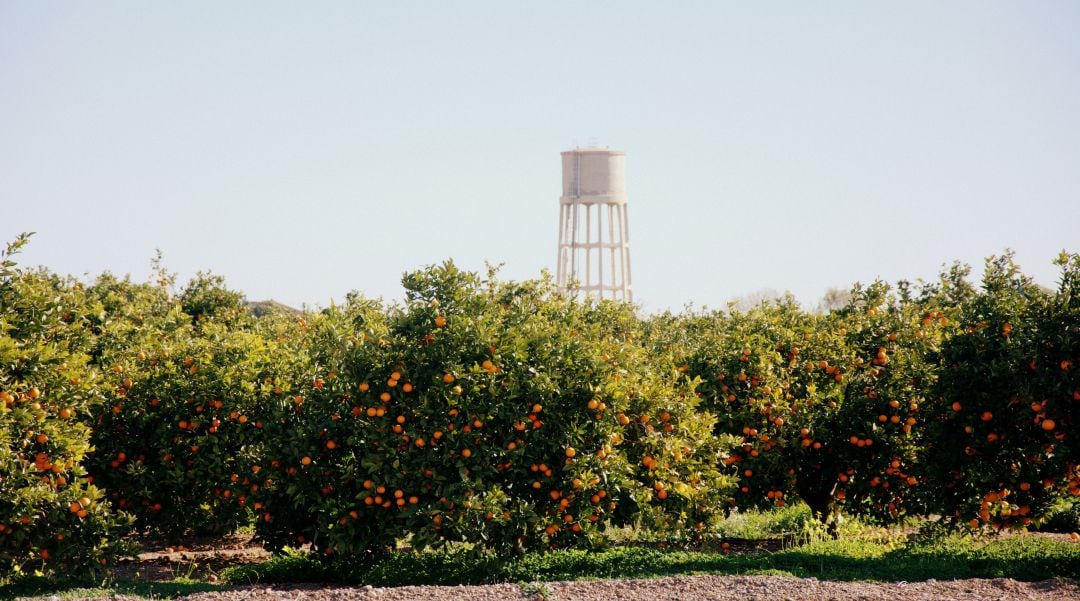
[1038,253,1080,502]
[84,274,292,538]
[249,263,735,558]
[678,298,848,525]
[813,279,957,525]
[680,278,959,531]
[0,235,133,577]
[924,252,1079,530]
[245,300,388,554]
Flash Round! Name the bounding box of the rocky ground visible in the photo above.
[62,575,1078,601]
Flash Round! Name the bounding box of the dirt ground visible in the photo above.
[113,534,272,582]
[63,576,1079,601]
[112,533,790,582]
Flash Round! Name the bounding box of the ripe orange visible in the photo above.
[1042,419,1056,431]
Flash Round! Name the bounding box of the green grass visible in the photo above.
[4,535,1077,599]
[0,577,220,600]
[606,503,879,549]
[515,536,1078,583]
[219,534,1080,587]
[712,503,817,539]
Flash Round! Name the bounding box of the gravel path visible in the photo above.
[63,575,1078,601]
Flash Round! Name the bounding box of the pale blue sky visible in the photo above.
[3,1,1078,311]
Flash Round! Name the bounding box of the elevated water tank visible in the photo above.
[556,148,632,302]
[560,148,627,203]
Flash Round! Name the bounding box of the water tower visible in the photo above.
[556,148,632,302]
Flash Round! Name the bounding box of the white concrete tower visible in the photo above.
[556,148,632,302]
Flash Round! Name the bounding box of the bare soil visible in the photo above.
[113,534,271,582]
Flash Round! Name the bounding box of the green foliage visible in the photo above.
[86,322,291,538]
[79,270,299,539]
[670,281,956,529]
[219,547,335,584]
[178,272,247,326]
[3,231,1079,581]
[924,252,1080,531]
[0,234,134,577]
[1037,499,1080,533]
[249,263,737,559]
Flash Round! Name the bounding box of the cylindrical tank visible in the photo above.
[556,148,632,302]
[560,149,627,203]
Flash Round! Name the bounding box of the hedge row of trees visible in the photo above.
[2,233,1077,576]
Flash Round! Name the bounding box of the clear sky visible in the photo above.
[2,1,1078,312]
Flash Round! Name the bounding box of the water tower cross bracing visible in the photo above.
[556,148,632,302]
